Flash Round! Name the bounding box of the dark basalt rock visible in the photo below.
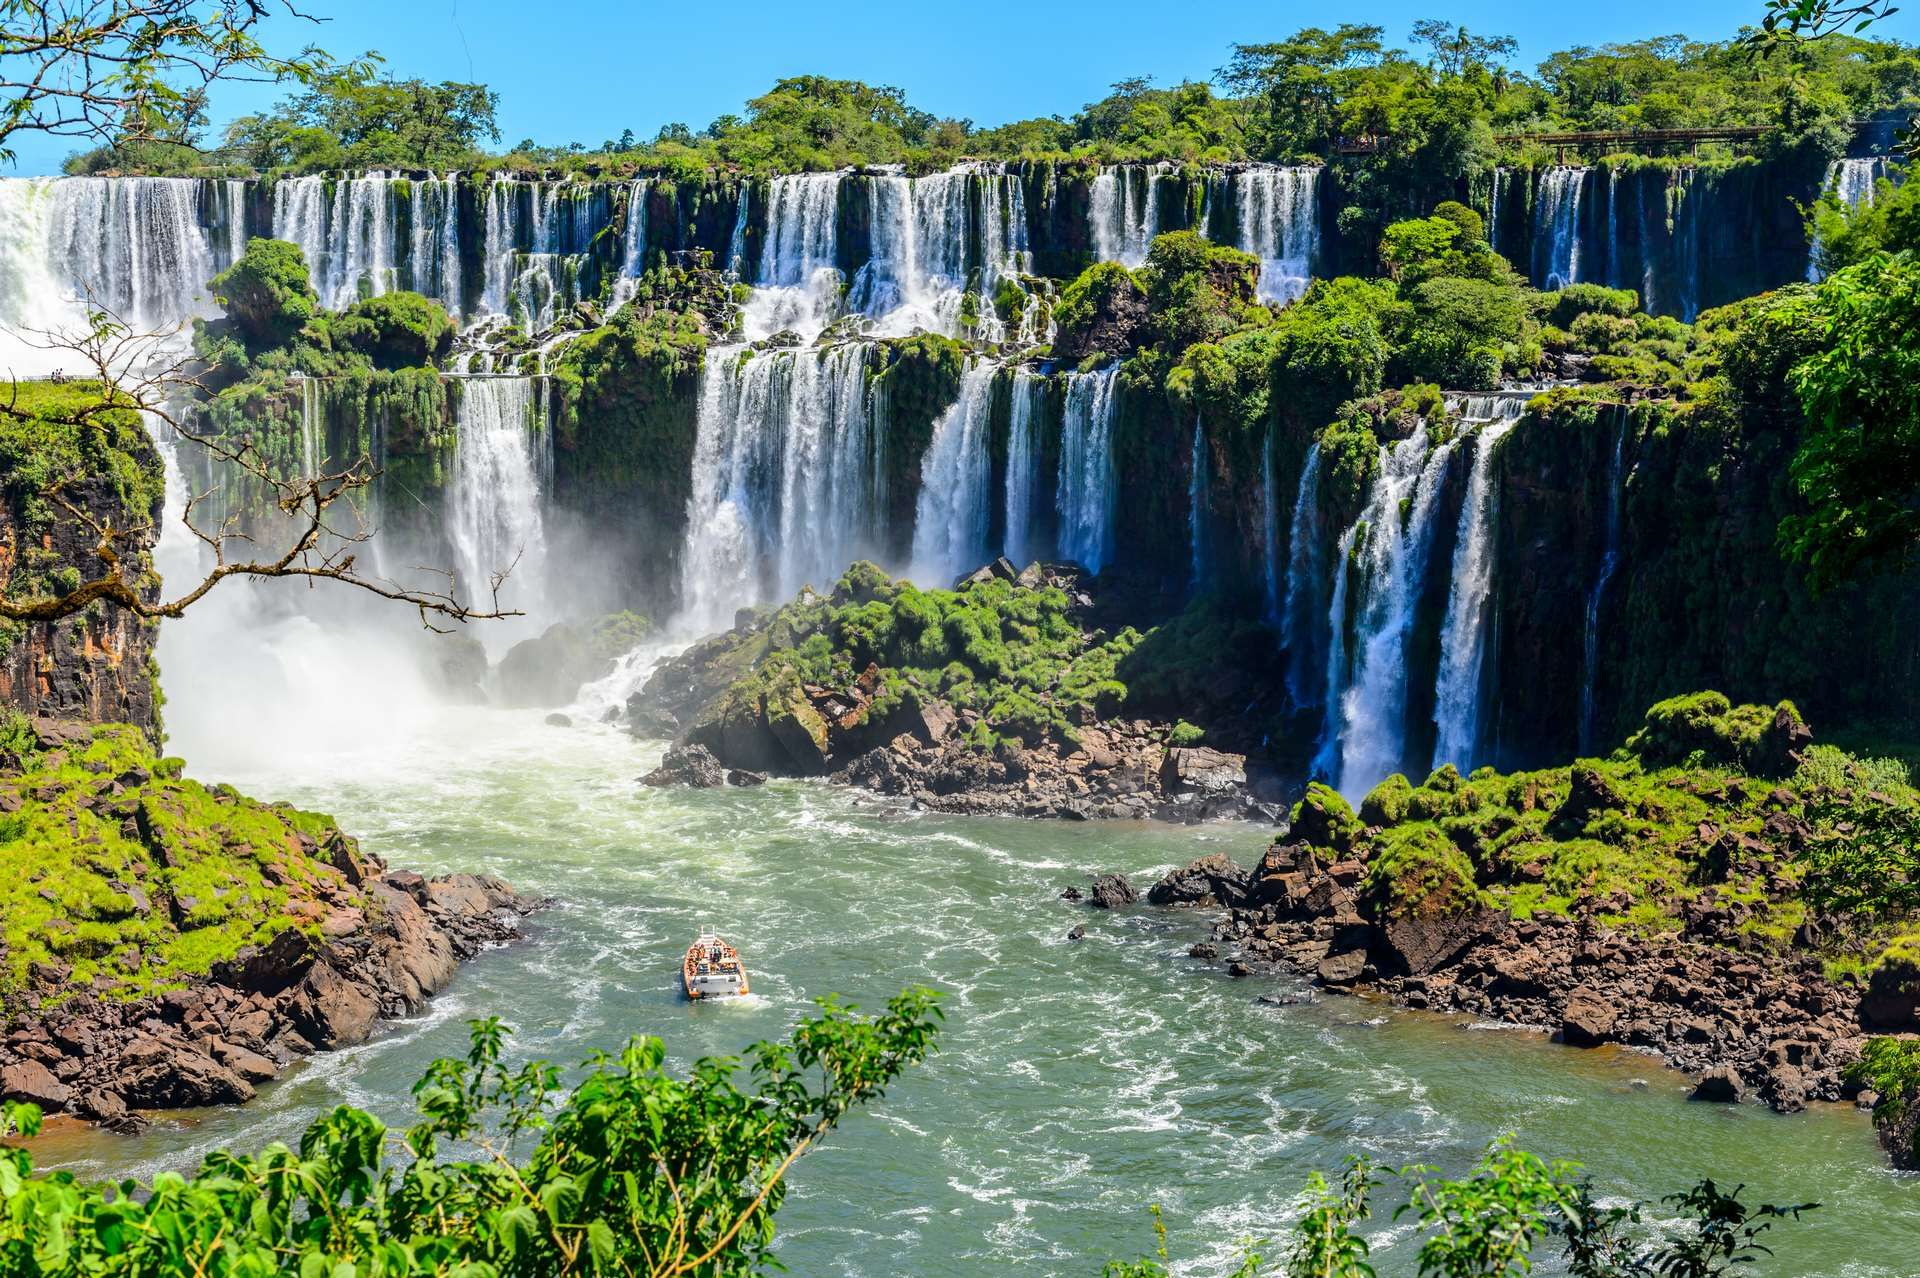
[1148,853,1251,909]
[0,871,541,1130]
[641,744,728,789]
[1087,874,1137,910]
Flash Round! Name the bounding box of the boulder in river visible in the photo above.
[1148,853,1250,908]
[642,744,728,789]
[1087,873,1138,910]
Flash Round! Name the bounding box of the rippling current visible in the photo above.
[32,701,1917,1275]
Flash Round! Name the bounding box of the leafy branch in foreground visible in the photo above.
[1750,0,1900,46]
[0,987,942,1276]
[1106,1140,1815,1278]
[0,309,519,631]
[0,0,351,163]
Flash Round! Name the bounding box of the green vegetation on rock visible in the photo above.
[0,719,350,1010]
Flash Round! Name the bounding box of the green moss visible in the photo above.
[0,381,164,548]
[0,724,358,1011]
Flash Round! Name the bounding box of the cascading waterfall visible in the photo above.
[42,177,217,330]
[609,178,651,309]
[1227,167,1320,303]
[1320,431,1460,797]
[910,362,998,585]
[1534,167,1587,290]
[678,343,880,632]
[1188,416,1210,589]
[448,375,551,648]
[480,177,601,332]
[1281,442,1324,710]
[1260,429,1281,619]
[1605,170,1622,289]
[744,172,844,340]
[1003,369,1043,568]
[1430,395,1527,773]
[1672,169,1703,322]
[1807,157,1893,280]
[1580,420,1629,753]
[273,172,464,314]
[1488,168,1504,254]
[1090,164,1168,267]
[849,166,1031,339]
[1056,366,1119,574]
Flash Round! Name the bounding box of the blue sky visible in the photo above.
[9,0,1919,174]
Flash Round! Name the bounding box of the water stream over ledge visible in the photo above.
[29,701,1915,1277]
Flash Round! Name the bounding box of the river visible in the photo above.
[29,657,1917,1276]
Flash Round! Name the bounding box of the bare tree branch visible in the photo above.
[1,308,521,632]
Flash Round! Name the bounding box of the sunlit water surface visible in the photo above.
[35,698,1918,1276]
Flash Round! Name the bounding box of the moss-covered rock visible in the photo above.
[0,721,353,1010]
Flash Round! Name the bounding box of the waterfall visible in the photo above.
[725,182,750,275]
[1056,365,1119,574]
[272,172,464,314]
[1430,396,1528,773]
[1808,157,1891,281]
[911,362,997,585]
[743,172,844,340]
[297,376,322,477]
[1003,369,1042,567]
[448,375,550,646]
[480,177,602,332]
[42,177,217,331]
[1228,166,1320,304]
[1673,170,1702,322]
[1580,420,1629,753]
[1091,164,1167,267]
[1188,416,1210,589]
[678,342,879,632]
[1281,442,1324,710]
[1260,428,1281,619]
[850,165,1031,340]
[610,178,650,308]
[1534,167,1587,290]
[1605,169,1621,289]
[1489,168,1504,254]
[1320,430,1461,797]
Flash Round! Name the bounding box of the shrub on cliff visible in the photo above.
[1540,282,1640,330]
[209,237,318,351]
[328,291,456,370]
[0,381,162,539]
[1389,275,1528,390]
[1054,261,1147,362]
[1379,203,1510,288]
[1139,230,1260,353]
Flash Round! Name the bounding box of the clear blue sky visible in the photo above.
[8,0,1919,174]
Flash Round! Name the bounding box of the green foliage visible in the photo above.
[209,237,318,352]
[1389,276,1528,390]
[1055,261,1146,355]
[1379,205,1510,287]
[224,77,501,172]
[1282,1158,1376,1278]
[1846,1036,1920,1141]
[1780,251,1920,591]
[0,379,163,551]
[0,723,347,1008]
[1627,691,1805,775]
[1140,231,1260,352]
[1169,721,1206,747]
[1285,693,1920,944]
[1267,278,1400,432]
[1798,790,1920,922]
[1400,1137,1580,1278]
[1806,171,1920,276]
[328,292,457,370]
[0,990,941,1274]
[1541,283,1641,330]
[1107,1140,1814,1278]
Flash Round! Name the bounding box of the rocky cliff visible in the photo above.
[0,382,166,737]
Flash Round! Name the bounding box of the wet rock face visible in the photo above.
[0,872,542,1131]
[0,441,164,737]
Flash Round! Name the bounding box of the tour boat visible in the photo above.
[682,926,750,999]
